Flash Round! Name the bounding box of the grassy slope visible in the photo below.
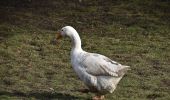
[0,0,170,99]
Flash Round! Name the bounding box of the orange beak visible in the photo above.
[50,32,62,45]
[56,32,62,39]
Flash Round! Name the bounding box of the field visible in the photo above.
[0,0,170,100]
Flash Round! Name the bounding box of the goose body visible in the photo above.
[57,26,130,99]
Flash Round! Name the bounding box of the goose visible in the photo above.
[55,26,130,100]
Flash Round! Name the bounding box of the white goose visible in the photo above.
[56,26,130,100]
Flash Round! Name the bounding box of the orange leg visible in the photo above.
[92,95,105,100]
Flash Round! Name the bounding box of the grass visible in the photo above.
[0,0,170,99]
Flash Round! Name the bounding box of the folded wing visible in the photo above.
[81,53,130,77]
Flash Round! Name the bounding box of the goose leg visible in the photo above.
[92,95,104,100]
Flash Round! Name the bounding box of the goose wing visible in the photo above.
[81,53,130,77]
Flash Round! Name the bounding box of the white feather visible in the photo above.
[61,26,130,94]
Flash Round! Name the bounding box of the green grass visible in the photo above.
[0,0,170,99]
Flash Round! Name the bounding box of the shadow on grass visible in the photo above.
[0,91,84,99]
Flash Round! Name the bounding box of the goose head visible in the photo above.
[56,26,78,39]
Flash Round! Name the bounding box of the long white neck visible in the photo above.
[69,31,82,52]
